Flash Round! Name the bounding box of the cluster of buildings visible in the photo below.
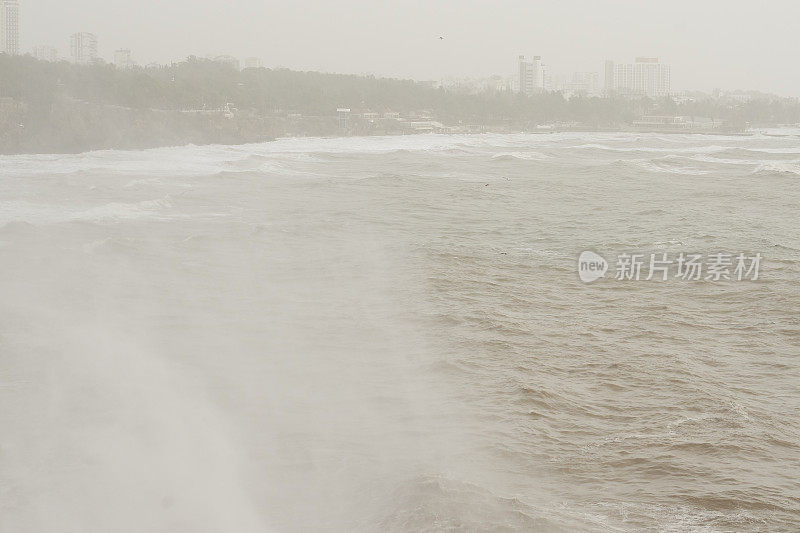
[604,57,671,98]
[448,55,671,100]
[519,55,603,97]
[202,56,263,71]
[1,8,114,68]
[48,32,132,69]
[0,3,666,102]
[6,11,261,73]
[551,71,601,98]
[437,75,513,94]
[0,2,140,69]
[518,55,671,99]
[0,1,100,64]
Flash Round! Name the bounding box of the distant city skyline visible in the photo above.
[9,0,800,96]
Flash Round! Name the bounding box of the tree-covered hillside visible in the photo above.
[1,54,799,154]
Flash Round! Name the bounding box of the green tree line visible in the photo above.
[2,54,799,153]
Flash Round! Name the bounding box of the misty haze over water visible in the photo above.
[1,132,799,532]
[2,1,800,532]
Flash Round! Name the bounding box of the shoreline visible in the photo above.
[2,127,785,157]
[4,55,799,156]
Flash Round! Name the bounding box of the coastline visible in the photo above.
[4,56,797,156]
[1,127,774,157]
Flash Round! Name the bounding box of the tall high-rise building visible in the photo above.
[337,108,350,130]
[114,49,133,69]
[606,57,671,98]
[32,45,58,62]
[70,32,97,64]
[519,55,547,95]
[0,0,20,55]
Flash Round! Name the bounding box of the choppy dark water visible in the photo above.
[1,132,799,532]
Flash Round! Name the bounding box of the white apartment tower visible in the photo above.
[519,55,547,95]
[70,32,98,64]
[605,57,671,98]
[114,49,133,69]
[0,0,19,55]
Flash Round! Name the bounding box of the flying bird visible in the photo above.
[439,36,445,40]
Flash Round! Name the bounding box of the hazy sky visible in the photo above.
[19,0,800,95]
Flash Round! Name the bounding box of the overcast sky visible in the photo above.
[19,0,800,95]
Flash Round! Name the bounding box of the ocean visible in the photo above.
[1,132,798,532]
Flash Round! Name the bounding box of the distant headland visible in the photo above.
[2,54,799,154]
